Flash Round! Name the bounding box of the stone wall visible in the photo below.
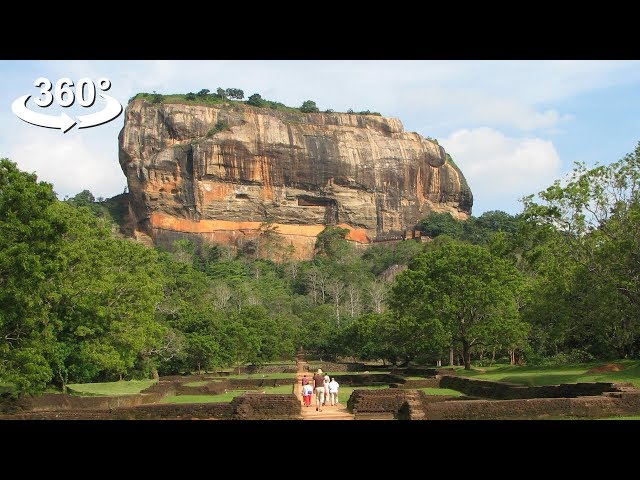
[398,379,440,389]
[390,367,456,377]
[227,378,294,390]
[416,392,640,420]
[248,365,297,374]
[12,375,295,413]
[439,375,622,399]
[347,389,416,418]
[305,362,366,372]
[18,390,168,412]
[230,393,300,420]
[333,374,405,386]
[3,392,301,420]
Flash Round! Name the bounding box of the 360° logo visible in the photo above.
[11,77,123,133]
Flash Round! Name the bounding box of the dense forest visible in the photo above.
[2,142,640,396]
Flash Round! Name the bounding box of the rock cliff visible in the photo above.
[118,99,473,259]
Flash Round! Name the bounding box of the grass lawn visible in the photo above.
[419,387,463,397]
[161,384,294,404]
[336,385,388,401]
[455,360,640,388]
[161,394,235,404]
[183,380,225,387]
[67,379,157,396]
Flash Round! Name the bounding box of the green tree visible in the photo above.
[522,142,640,358]
[315,226,352,260]
[247,93,265,107]
[390,242,526,369]
[47,203,166,383]
[420,211,464,239]
[0,159,62,394]
[68,189,95,206]
[463,210,519,246]
[300,100,320,113]
[225,88,244,100]
[197,89,210,97]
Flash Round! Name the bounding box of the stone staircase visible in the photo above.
[402,390,426,420]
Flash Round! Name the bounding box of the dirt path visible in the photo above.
[295,357,354,420]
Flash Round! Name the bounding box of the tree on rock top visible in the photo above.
[300,100,320,113]
[247,93,265,107]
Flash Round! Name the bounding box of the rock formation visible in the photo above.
[118,98,473,259]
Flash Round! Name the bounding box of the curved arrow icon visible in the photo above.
[11,95,77,133]
[76,93,122,129]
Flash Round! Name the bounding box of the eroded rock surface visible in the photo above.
[119,99,473,258]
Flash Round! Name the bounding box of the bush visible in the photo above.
[186,92,196,100]
[300,100,320,113]
[151,93,163,104]
[207,120,230,137]
[247,93,265,107]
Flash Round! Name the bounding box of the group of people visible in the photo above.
[301,368,339,411]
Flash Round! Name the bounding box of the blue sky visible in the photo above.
[2,60,640,216]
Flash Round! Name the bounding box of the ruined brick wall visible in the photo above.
[2,402,234,420]
[306,362,366,372]
[227,378,294,390]
[5,392,301,420]
[418,393,640,420]
[246,365,298,374]
[439,375,622,399]
[390,367,452,377]
[230,393,301,420]
[399,379,440,389]
[333,374,405,386]
[18,390,170,412]
[347,389,415,417]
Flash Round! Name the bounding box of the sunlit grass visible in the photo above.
[419,387,463,397]
[456,360,640,388]
[67,379,157,396]
[161,384,294,404]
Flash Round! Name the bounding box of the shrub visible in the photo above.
[207,120,230,137]
[300,100,320,113]
[247,93,265,107]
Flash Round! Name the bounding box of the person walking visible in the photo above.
[302,382,313,406]
[313,368,325,412]
[328,377,339,406]
[323,372,330,406]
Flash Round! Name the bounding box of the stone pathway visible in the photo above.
[295,357,354,420]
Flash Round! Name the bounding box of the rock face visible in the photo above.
[118,99,473,259]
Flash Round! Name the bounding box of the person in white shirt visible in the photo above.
[328,378,339,406]
[323,373,330,406]
[302,383,314,406]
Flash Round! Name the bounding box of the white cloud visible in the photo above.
[440,127,561,214]
[7,127,126,200]
[4,60,640,213]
